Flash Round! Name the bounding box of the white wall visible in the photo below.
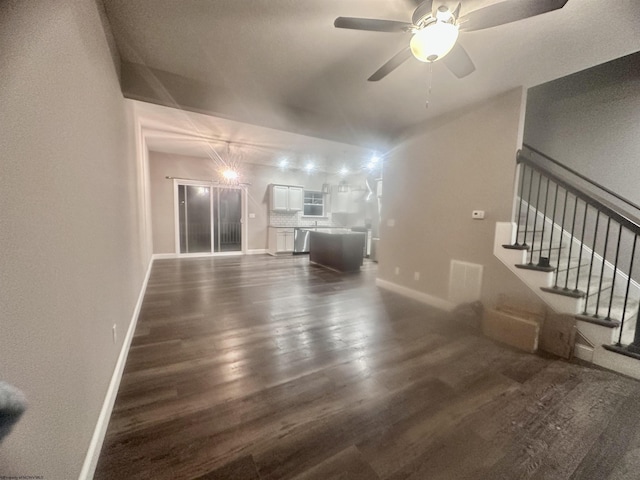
[378,89,540,307]
[0,2,148,478]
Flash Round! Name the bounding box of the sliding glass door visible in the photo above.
[177,183,243,254]
[217,188,242,252]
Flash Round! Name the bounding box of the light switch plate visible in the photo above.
[249,213,256,218]
[387,218,396,227]
[472,210,485,220]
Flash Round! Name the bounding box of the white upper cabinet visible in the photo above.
[270,184,304,212]
[331,187,349,213]
[271,185,290,211]
[288,187,303,212]
[331,185,364,214]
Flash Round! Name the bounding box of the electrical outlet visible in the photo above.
[112,324,117,344]
[472,210,485,220]
[395,266,400,275]
[414,272,420,281]
[249,213,256,218]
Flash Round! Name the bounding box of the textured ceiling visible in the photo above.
[103,0,640,151]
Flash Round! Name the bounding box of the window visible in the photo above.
[303,191,324,216]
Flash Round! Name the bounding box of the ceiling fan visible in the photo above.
[334,0,569,81]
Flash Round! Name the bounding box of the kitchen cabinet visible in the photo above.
[270,184,303,212]
[331,186,363,214]
[288,187,303,212]
[277,229,294,252]
[331,187,349,214]
[268,227,294,255]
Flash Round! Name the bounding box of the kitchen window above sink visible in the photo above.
[303,191,325,217]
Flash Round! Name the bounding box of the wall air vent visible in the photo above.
[448,260,483,305]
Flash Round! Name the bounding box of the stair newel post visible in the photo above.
[584,210,600,315]
[606,223,623,321]
[554,189,570,289]
[563,195,579,290]
[595,217,612,318]
[528,172,543,265]
[523,167,535,248]
[547,182,559,262]
[514,163,527,246]
[574,202,589,293]
[537,177,550,267]
[618,233,637,346]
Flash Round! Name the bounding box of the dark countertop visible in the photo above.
[308,228,361,235]
[299,227,366,235]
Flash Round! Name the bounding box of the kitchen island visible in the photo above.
[309,229,366,272]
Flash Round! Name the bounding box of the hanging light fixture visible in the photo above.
[222,169,239,181]
[410,6,459,64]
[410,20,459,63]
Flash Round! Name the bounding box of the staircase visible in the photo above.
[494,145,640,379]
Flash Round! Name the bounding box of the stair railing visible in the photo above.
[506,145,640,360]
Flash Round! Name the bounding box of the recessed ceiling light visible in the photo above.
[305,162,315,173]
[278,159,289,169]
[339,167,349,176]
[366,155,382,171]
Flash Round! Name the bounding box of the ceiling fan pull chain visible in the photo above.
[425,62,433,109]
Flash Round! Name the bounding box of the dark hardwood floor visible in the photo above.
[95,255,640,480]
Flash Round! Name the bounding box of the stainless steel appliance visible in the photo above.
[293,228,311,254]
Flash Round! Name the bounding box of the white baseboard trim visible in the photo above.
[152,253,178,260]
[376,278,455,312]
[247,249,267,255]
[153,251,252,259]
[573,343,594,363]
[79,257,154,480]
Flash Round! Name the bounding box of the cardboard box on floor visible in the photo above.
[482,296,576,358]
[483,307,542,354]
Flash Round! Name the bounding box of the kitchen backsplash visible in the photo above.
[270,211,344,228]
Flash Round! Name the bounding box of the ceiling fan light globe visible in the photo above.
[410,21,459,63]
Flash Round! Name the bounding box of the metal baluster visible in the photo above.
[564,196,579,290]
[606,223,623,321]
[554,190,569,288]
[514,164,527,246]
[618,234,638,346]
[594,217,612,318]
[537,177,550,268]
[574,202,589,293]
[528,172,543,265]
[547,182,559,262]
[523,168,535,248]
[583,210,600,315]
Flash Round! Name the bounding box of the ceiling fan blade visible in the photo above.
[452,2,462,19]
[442,43,476,78]
[458,0,569,32]
[334,17,412,33]
[368,47,413,81]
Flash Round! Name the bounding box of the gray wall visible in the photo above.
[522,52,640,280]
[0,2,148,478]
[379,88,540,307]
[524,52,640,206]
